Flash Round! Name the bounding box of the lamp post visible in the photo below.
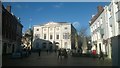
[88,41,91,45]
[87,40,91,53]
[61,40,62,49]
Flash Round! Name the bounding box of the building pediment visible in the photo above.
[43,22,69,27]
[44,22,58,26]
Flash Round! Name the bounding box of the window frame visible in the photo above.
[56,34,59,39]
[44,34,46,39]
[50,34,53,39]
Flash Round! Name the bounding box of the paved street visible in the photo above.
[2,51,112,66]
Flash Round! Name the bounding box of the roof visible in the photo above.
[89,6,104,26]
[33,22,71,27]
[2,4,23,27]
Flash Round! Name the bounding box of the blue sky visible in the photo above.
[3,2,110,35]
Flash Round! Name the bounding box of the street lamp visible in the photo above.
[61,40,62,49]
[88,41,91,45]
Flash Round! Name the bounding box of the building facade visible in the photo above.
[90,6,107,57]
[110,0,120,66]
[2,5,23,55]
[32,22,78,50]
[89,0,120,59]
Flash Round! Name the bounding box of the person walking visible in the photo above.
[99,51,104,60]
[54,49,57,53]
[46,49,49,54]
[28,47,31,56]
[58,49,62,59]
[38,48,41,56]
[63,49,68,58]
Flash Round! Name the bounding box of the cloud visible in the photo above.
[72,22,81,30]
[36,7,43,11]
[15,4,29,9]
[15,4,22,9]
[59,3,63,5]
[54,5,61,8]
[53,3,63,8]
[29,18,32,21]
[25,5,29,8]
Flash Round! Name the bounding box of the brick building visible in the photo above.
[2,5,23,55]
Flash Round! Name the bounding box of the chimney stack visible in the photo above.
[97,6,103,13]
[6,5,11,13]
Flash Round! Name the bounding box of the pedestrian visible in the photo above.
[55,49,57,53]
[46,49,49,54]
[99,51,104,60]
[63,49,68,58]
[27,47,31,55]
[58,49,62,59]
[38,48,41,56]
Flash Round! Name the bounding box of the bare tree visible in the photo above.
[77,26,92,53]
[78,26,88,49]
[78,26,88,37]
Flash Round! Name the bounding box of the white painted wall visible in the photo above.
[90,1,120,60]
[89,3,119,59]
[90,8,107,54]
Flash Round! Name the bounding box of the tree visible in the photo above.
[78,26,88,37]
[78,26,92,54]
[78,26,88,48]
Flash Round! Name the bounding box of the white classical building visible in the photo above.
[89,0,120,59]
[32,22,78,50]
